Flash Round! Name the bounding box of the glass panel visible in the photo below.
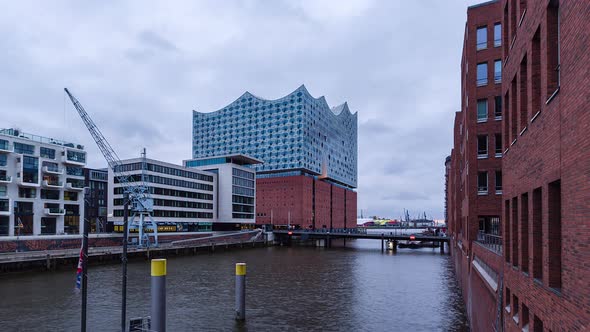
[494,23,502,46]
[495,96,502,117]
[478,172,488,192]
[477,27,487,50]
[495,60,502,82]
[14,142,35,155]
[40,147,56,159]
[477,63,488,86]
[477,100,488,121]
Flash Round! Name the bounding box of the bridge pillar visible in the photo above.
[439,241,445,254]
[392,240,397,252]
[381,234,384,253]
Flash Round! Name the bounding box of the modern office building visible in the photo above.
[447,1,504,331]
[109,156,258,232]
[500,0,590,330]
[184,153,260,228]
[192,85,358,229]
[84,167,108,233]
[0,128,87,237]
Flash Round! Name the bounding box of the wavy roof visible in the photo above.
[194,84,357,118]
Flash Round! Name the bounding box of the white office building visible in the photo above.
[0,128,87,236]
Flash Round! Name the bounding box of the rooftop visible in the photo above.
[184,154,263,167]
[0,128,84,150]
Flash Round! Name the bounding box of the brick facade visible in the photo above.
[501,0,590,330]
[255,175,356,230]
[447,1,505,330]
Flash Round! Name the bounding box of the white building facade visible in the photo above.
[0,128,87,237]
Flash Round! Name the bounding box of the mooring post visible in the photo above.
[235,263,246,321]
[151,259,167,332]
[440,241,444,254]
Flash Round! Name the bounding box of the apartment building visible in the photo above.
[0,128,87,237]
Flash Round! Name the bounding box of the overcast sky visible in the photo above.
[0,0,485,220]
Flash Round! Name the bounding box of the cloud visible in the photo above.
[0,0,482,219]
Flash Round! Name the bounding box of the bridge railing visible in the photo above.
[476,231,503,255]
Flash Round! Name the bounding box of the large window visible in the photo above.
[41,217,56,235]
[494,23,501,47]
[66,166,84,176]
[14,142,35,155]
[0,216,8,236]
[495,171,502,193]
[495,134,503,157]
[548,179,561,289]
[476,26,487,50]
[477,135,488,158]
[22,156,39,184]
[494,60,502,83]
[66,150,86,163]
[546,0,560,99]
[40,147,55,159]
[477,99,488,122]
[0,154,6,166]
[477,63,488,86]
[494,96,502,118]
[477,172,488,195]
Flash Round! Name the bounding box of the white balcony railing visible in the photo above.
[43,180,64,189]
[42,166,64,175]
[44,208,66,216]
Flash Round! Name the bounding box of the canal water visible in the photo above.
[0,239,468,331]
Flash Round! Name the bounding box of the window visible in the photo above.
[0,154,6,166]
[494,60,502,83]
[512,197,518,266]
[533,315,544,332]
[512,295,519,324]
[495,134,503,156]
[505,200,511,263]
[40,147,55,159]
[548,179,561,289]
[532,27,542,117]
[477,26,487,50]
[477,172,488,195]
[521,193,529,273]
[477,135,488,158]
[477,99,488,122]
[0,185,6,197]
[546,0,560,99]
[19,187,36,198]
[41,189,60,200]
[505,287,511,312]
[494,96,502,118]
[41,217,56,235]
[494,23,502,47]
[0,216,8,236]
[520,55,528,132]
[14,142,35,155]
[495,171,502,193]
[477,63,488,86]
[532,187,543,280]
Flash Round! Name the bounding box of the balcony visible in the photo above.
[0,174,12,183]
[44,208,66,216]
[66,182,85,191]
[42,166,64,175]
[43,180,64,189]
[0,142,12,153]
[476,231,503,255]
[63,149,86,166]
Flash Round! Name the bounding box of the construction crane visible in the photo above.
[64,88,158,247]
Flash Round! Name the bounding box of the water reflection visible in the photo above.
[0,239,467,331]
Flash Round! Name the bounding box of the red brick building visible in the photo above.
[447,1,505,330]
[448,0,590,331]
[500,0,590,330]
[256,175,356,230]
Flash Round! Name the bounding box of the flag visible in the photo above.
[75,246,83,291]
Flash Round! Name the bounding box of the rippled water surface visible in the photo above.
[0,239,468,331]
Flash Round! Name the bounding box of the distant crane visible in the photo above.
[64,88,158,247]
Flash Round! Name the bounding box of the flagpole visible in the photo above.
[81,188,91,332]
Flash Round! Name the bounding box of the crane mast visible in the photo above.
[64,88,158,247]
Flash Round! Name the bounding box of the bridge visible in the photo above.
[272,229,450,253]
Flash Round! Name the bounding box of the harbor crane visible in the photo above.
[64,88,158,247]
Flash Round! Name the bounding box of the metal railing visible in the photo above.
[476,231,503,254]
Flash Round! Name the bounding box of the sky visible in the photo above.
[0,0,486,220]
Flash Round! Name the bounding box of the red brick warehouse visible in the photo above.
[447,0,504,330]
[500,0,590,330]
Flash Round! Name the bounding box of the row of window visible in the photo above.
[476,60,502,86]
[476,23,502,50]
[114,186,214,201]
[504,180,561,290]
[232,186,254,197]
[113,198,213,210]
[232,195,254,205]
[0,215,80,236]
[504,288,544,331]
[114,174,214,192]
[115,162,214,182]
[504,1,560,150]
[477,96,502,122]
[477,171,502,195]
[232,213,254,219]
[232,176,254,189]
[232,167,255,180]
[113,209,213,219]
[477,134,503,158]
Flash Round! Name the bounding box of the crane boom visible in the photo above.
[64,88,152,212]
